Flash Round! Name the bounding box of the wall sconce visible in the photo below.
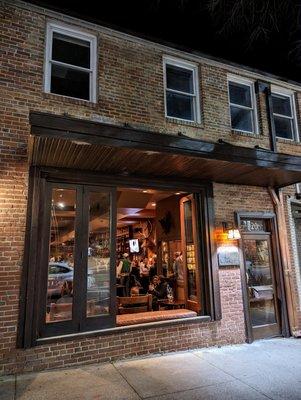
[222,222,241,240]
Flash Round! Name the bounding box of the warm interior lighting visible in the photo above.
[227,229,241,240]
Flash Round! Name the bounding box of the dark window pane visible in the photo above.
[230,105,253,132]
[51,64,90,100]
[166,92,194,120]
[274,116,294,139]
[272,94,292,117]
[52,32,90,68]
[166,65,194,93]
[229,82,252,107]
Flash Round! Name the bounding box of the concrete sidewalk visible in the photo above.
[1,338,301,400]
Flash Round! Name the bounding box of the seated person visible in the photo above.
[57,280,73,304]
[129,273,142,296]
[140,257,150,294]
[148,275,167,311]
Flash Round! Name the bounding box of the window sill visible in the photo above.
[276,138,301,145]
[230,129,260,138]
[42,92,98,108]
[36,315,211,346]
[165,116,203,129]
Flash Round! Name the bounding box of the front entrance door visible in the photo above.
[242,233,281,340]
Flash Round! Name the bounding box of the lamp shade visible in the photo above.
[227,229,241,240]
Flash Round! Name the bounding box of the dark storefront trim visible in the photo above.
[18,167,220,348]
[29,111,301,188]
[235,211,290,342]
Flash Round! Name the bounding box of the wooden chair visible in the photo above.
[49,302,72,321]
[117,294,152,314]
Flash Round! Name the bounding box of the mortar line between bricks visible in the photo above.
[192,352,274,400]
[111,362,143,400]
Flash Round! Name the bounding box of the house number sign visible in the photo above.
[240,219,266,233]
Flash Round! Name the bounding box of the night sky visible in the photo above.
[25,0,301,84]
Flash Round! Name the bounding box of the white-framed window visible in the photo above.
[44,22,97,102]
[227,76,258,134]
[271,86,299,141]
[163,56,200,123]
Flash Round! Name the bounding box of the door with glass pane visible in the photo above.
[38,183,116,338]
[242,234,281,340]
[180,195,202,313]
[81,186,116,331]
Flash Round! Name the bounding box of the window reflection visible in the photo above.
[243,239,277,327]
[46,188,76,323]
[87,192,111,317]
[183,200,197,301]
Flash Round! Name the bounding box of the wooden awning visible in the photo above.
[29,112,301,188]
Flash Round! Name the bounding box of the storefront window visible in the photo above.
[46,188,76,323]
[183,199,197,302]
[87,192,111,317]
[21,178,218,347]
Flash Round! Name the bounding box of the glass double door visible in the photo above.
[38,183,116,337]
[242,234,281,340]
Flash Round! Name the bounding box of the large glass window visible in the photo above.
[22,179,219,346]
[45,23,97,102]
[228,79,257,133]
[271,92,297,140]
[164,58,200,122]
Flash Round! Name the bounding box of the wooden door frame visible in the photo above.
[180,194,202,313]
[235,211,290,343]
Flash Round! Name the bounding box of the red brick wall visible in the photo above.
[0,1,301,374]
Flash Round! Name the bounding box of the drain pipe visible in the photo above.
[269,187,299,337]
[256,81,277,152]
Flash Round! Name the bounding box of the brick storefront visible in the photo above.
[1,0,301,375]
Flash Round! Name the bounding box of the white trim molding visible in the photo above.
[271,84,299,142]
[227,74,259,135]
[163,55,201,123]
[44,21,97,103]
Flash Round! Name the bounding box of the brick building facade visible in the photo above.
[1,0,301,375]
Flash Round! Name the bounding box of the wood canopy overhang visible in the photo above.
[29,112,301,188]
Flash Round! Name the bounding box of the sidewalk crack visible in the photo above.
[112,362,143,400]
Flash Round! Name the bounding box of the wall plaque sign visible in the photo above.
[217,246,240,267]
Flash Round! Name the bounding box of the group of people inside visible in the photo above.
[116,253,170,310]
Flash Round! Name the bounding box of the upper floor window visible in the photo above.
[271,88,298,141]
[228,77,258,134]
[44,23,97,102]
[163,57,200,123]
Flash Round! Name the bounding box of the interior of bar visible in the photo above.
[46,187,201,326]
